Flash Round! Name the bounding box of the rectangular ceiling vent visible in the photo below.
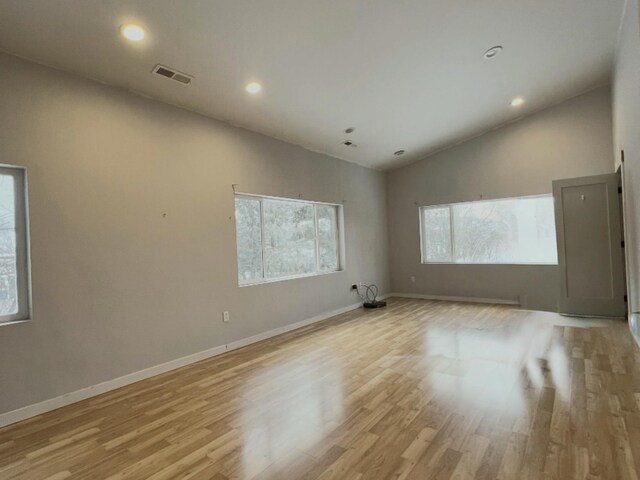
[152,64,194,85]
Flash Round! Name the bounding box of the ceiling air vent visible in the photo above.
[152,64,194,85]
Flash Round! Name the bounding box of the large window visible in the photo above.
[0,166,30,324]
[420,194,557,265]
[235,194,341,285]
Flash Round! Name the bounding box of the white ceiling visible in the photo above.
[0,0,625,170]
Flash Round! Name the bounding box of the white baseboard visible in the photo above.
[224,299,364,351]
[388,292,519,306]
[0,343,228,429]
[0,298,374,428]
[630,313,640,349]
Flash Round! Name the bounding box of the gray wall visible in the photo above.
[0,53,389,415]
[387,87,615,312]
[613,0,640,341]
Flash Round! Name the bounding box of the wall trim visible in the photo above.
[0,296,390,428]
[388,292,519,305]
[630,312,640,349]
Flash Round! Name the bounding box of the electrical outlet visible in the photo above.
[222,311,230,323]
[410,276,416,283]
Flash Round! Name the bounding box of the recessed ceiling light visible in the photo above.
[483,46,503,59]
[511,97,525,107]
[345,127,355,134]
[120,23,145,42]
[394,150,405,156]
[245,82,262,94]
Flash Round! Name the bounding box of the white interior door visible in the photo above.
[553,173,627,317]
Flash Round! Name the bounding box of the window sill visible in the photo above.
[421,262,558,266]
[0,318,31,328]
[239,269,343,287]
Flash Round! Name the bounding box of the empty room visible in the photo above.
[1,0,640,479]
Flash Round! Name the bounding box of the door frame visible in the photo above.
[618,151,632,317]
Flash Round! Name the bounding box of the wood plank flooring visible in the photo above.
[1,298,640,479]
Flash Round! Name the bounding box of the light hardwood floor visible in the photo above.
[1,298,640,479]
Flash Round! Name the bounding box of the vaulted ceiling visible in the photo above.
[0,0,625,169]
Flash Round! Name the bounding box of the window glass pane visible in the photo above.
[449,196,557,264]
[0,175,17,315]
[263,199,316,278]
[235,197,263,283]
[316,205,338,271]
[452,200,514,263]
[518,196,557,264]
[423,207,452,262]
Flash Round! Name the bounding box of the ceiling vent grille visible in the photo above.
[152,64,194,85]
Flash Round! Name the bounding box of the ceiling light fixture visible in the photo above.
[394,150,405,156]
[510,97,525,107]
[345,127,355,134]
[483,46,503,59]
[245,82,262,94]
[120,23,145,42]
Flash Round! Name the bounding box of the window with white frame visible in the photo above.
[234,194,341,285]
[420,194,558,265]
[0,166,31,324]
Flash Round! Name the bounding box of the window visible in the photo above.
[235,194,341,285]
[420,194,557,265]
[0,166,30,324]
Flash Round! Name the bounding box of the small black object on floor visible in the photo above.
[363,300,387,309]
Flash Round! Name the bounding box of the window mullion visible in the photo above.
[418,207,428,263]
[419,207,425,263]
[449,205,455,262]
[259,199,266,280]
[333,206,339,271]
[313,204,320,273]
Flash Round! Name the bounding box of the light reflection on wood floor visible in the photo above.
[0,298,638,479]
